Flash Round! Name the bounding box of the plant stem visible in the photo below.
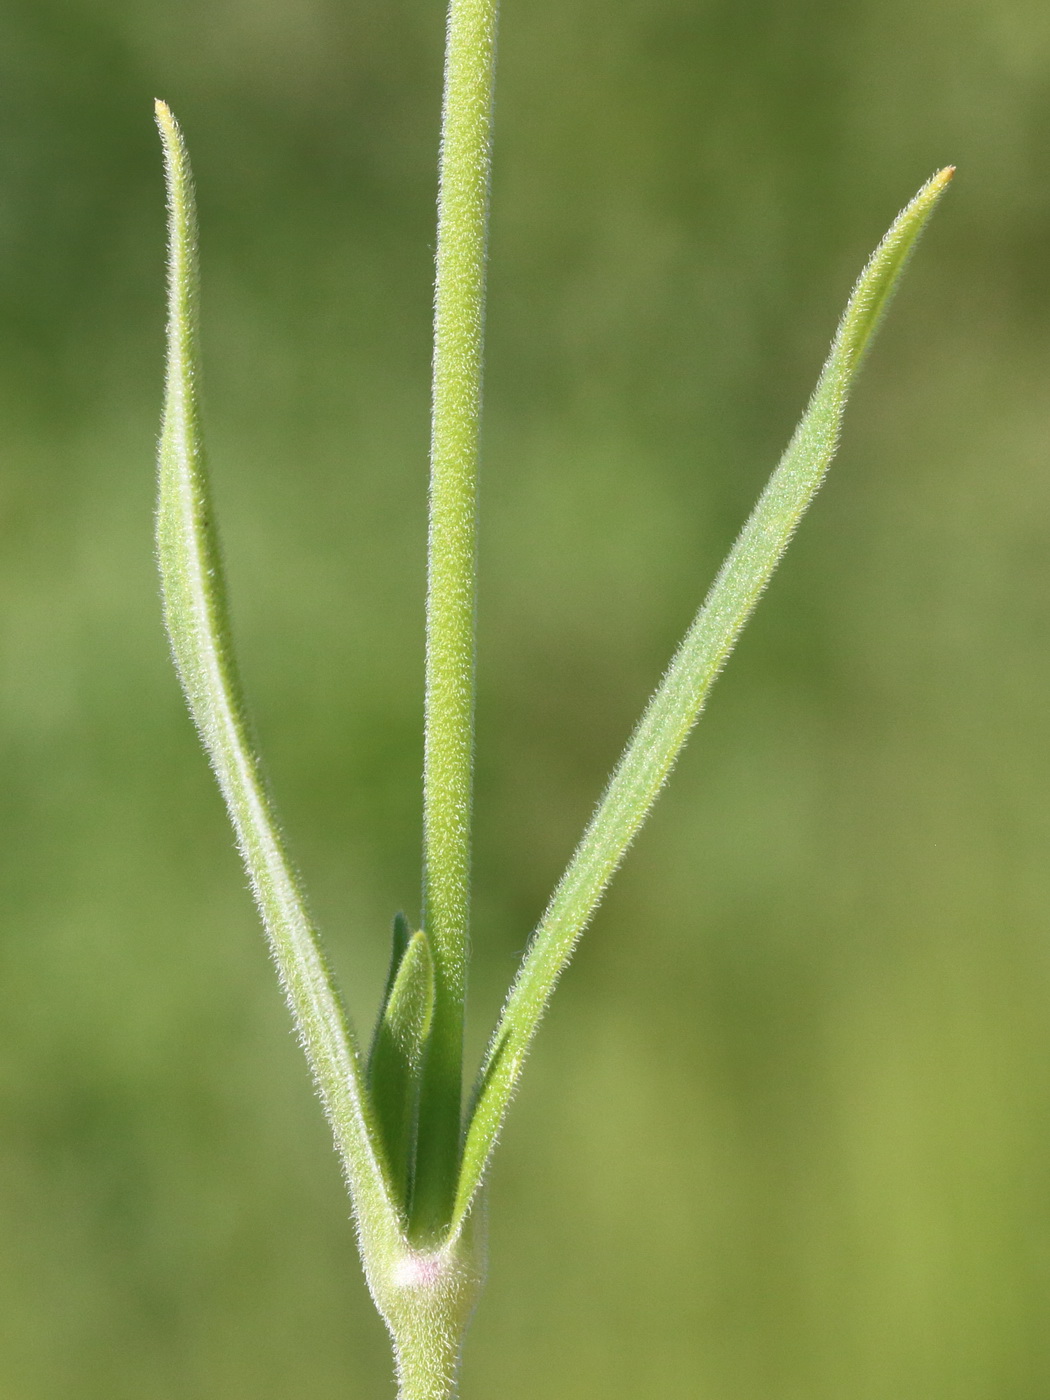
[416,0,500,1238]
[387,1248,481,1400]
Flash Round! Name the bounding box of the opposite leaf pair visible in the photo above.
[155,74,951,1400]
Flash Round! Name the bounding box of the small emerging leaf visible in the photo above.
[453,167,955,1229]
[369,929,436,1210]
[371,911,412,1062]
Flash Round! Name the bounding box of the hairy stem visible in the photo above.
[416,0,500,1238]
[375,1223,485,1400]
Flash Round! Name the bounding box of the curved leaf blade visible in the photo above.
[154,101,401,1253]
[454,167,955,1227]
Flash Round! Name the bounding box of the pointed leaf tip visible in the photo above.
[369,912,415,1073]
[154,99,176,133]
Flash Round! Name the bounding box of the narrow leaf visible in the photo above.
[154,101,401,1252]
[369,930,436,1209]
[454,167,955,1227]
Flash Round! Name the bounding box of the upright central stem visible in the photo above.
[416,0,500,1239]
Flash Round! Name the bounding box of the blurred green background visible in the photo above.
[2,0,1050,1395]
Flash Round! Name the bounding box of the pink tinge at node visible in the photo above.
[393,1251,449,1290]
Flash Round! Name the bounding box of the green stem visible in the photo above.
[416,0,500,1238]
[392,1300,467,1400]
